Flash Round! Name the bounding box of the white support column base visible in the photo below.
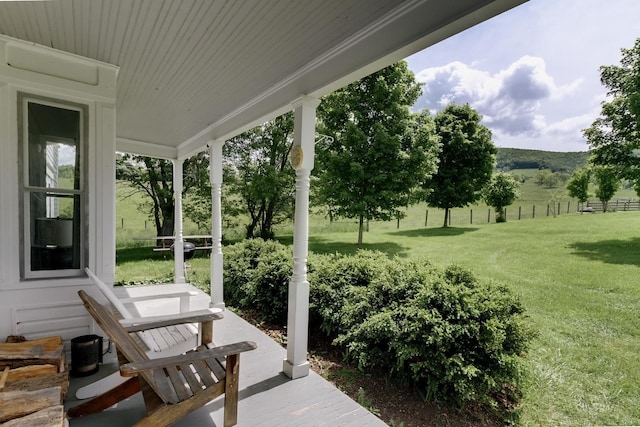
[282,359,310,379]
[283,276,310,379]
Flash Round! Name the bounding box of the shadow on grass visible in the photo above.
[116,246,211,264]
[276,235,408,257]
[568,237,640,267]
[116,246,162,264]
[390,226,480,238]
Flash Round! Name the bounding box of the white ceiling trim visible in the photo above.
[117,137,177,160]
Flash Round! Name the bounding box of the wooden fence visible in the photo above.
[586,199,640,212]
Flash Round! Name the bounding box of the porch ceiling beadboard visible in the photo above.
[0,0,525,159]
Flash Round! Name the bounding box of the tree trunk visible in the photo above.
[358,214,364,245]
[260,200,276,239]
[443,208,449,228]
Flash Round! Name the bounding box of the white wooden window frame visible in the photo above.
[19,94,88,280]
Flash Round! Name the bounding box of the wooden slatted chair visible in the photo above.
[69,290,257,427]
[77,268,222,399]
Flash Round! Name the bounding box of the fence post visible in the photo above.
[557,202,561,216]
[487,208,491,223]
[397,217,400,229]
[518,206,522,220]
[504,208,507,221]
[567,201,570,214]
[547,204,550,216]
[448,211,451,226]
[533,205,536,218]
[470,209,473,224]
[144,220,147,229]
[121,217,124,228]
[425,210,428,227]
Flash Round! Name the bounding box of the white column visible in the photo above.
[283,95,320,379]
[173,158,186,284]
[209,140,225,309]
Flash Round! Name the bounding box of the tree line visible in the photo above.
[118,61,521,244]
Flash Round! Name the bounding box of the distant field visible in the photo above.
[115,169,640,242]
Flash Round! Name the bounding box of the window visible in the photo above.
[19,94,88,279]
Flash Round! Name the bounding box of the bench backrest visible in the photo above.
[84,268,134,319]
[77,290,174,403]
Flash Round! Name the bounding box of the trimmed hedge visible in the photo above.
[223,239,534,410]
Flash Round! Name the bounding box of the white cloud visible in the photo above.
[413,56,584,140]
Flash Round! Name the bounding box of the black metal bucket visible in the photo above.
[70,334,103,377]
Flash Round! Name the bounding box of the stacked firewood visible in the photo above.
[0,336,68,426]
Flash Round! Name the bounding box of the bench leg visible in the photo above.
[224,354,240,427]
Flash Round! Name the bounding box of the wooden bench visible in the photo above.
[69,290,256,426]
[76,268,222,400]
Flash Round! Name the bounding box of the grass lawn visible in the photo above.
[115,171,640,426]
[117,211,640,426]
[300,212,640,426]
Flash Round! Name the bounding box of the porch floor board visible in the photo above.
[65,284,386,426]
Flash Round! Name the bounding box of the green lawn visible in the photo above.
[115,179,640,425]
[296,212,640,426]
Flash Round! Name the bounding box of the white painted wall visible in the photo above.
[0,36,118,344]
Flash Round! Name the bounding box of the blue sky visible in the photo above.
[405,0,640,152]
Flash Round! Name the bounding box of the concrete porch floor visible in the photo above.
[65,283,387,426]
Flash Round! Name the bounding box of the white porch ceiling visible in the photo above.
[0,0,525,159]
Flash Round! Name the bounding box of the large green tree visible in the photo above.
[566,167,591,210]
[425,104,496,227]
[592,166,620,212]
[224,113,296,239]
[316,62,439,244]
[585,37,640,181]
[116,153,207,238]
[482,172,519,223]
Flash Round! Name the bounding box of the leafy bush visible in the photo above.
[223,239,291,324]
[310,253,535,410]
[224,240,534,411]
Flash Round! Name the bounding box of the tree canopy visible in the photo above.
[482,172,519,223]
[224,113,296,239]
[116,153,207,238]
[316,61,439,243]
[566,167,591,205]
[592,166,620,212]
[424,104,496,227]
[585,37,640,182]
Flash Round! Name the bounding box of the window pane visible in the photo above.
[30,192,81,271]
[27,102,80,190]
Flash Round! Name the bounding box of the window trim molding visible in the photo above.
[18,92,89,280]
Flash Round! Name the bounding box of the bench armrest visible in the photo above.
[120,308,223,332]
[120,341,258,376]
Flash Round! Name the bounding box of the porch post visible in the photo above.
[173,158,186,284]
[209,140,225,309]
[283,95,320,379]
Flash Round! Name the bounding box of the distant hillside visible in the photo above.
[496,148,589,173]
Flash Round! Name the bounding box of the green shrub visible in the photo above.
[223,238,291,324]
[309,253,535,411]
[224,241,534,412]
